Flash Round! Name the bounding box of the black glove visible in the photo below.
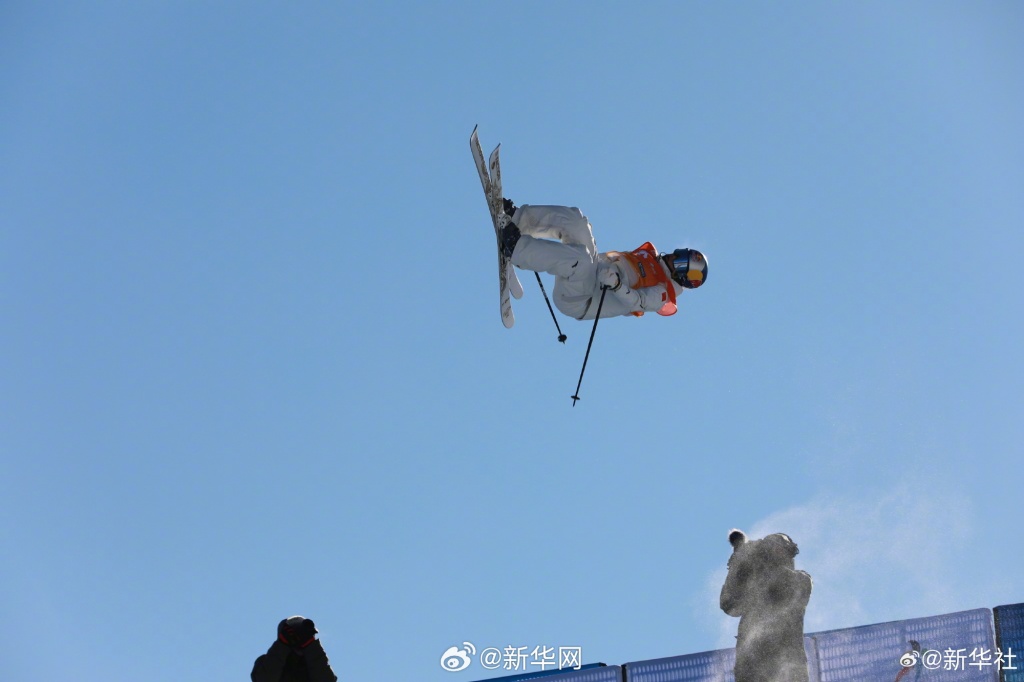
[278,616,318,649]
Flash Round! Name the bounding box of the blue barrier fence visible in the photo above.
[811,607,996,682]
[994,603,1024,682]
[625,637,822,682]
[470,664,617,682]
[471,602,1021,682]
[624,647,739,682]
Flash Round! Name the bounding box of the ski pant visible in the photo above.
[510,205,614,320]
[511,205,598,261]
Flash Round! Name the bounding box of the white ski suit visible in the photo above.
[509,205,684,320]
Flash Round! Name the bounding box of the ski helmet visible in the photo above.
[668,248,708,289]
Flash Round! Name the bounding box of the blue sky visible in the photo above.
[1,2,1022,681]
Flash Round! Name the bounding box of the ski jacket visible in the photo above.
[508,205,684,320]
[607,242,678,317]
[251,640,338,682]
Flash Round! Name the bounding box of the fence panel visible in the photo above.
[812,608,998,682]
[994,603,1024,682]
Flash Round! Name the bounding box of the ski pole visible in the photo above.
[571,285,609,406]
[535,273,567,343]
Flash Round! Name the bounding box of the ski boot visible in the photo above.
[502,198,517,218]
[499,198,520,258]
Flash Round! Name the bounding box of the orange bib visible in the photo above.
[611,242,677,317]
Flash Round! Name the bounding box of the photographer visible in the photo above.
[251,616,338,682]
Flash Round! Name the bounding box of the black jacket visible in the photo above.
[251,640,338,682]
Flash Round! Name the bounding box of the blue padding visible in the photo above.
[625,638,819,682]
[995,603,1024,682]
[812,608,998,682]
[472,664,621,682]
[625,648,737,682]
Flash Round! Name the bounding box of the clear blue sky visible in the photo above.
[2,2,1022,681]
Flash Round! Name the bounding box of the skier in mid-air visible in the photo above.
[497,200,708,320]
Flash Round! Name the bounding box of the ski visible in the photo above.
[487,142,523,300]
[470,126,520,328]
